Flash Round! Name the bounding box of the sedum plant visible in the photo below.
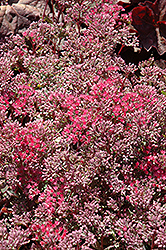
[0,0,166,249]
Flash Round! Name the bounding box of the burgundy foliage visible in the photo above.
[132,0,166,54]
[131,0,155,4]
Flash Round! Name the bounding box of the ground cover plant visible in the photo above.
[0,0,166,249]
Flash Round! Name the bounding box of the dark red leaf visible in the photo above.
[131,0,166,54]
[132,6,155,28]
[131,0,155,4]
[132,6,157,50]
[141,0,160,22]
[129,28,138,33]
[118,1,131,8]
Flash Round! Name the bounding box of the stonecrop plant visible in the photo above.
[0,0,166,249]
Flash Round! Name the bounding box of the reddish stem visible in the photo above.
[150,231,156,250]
[43,0,49,20]
[101,235,104,250]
